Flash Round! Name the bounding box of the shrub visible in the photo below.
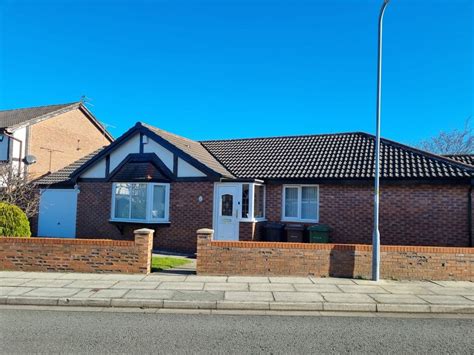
[0,202,31,237]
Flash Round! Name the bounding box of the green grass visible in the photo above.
[151,256,191,272]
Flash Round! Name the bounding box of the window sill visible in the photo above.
[281,218,319,224]
[240,218,267,223]
[109,219,170,225]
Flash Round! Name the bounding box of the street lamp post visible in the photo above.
[372,0,390,282]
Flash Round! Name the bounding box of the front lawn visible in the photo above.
[151,256,191,272]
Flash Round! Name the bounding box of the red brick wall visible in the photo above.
[239,221,264,241]
[266,183,471,247]
[0,232,153,274]
[76,181,214,254]
[196,233,474,280]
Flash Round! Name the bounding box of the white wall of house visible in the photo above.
[177,158,206,177]
[79,133,207,179]
[143,137,174,170]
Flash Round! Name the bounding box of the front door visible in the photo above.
[214,185,239,240]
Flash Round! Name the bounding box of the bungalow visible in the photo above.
[35,122,474,253]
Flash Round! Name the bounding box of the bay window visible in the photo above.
[111,182,170,223]
[282,185,319,222]
[241,183,265,221]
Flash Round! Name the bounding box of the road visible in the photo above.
[1,308,473,354]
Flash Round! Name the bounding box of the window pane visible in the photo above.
[284,187,298,218]
[241,184,250,218]
[131,183,147,219]
[221,194,233,216]
[253,185,264,218]
[114,183,130,219]
[301,186,318,220]
[152,185,166,219]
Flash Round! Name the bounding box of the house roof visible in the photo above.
[0,102,114,141]
[34,147,106,185]
[201,132,474,180]
[142,124,233,178]
[444,154,474,167]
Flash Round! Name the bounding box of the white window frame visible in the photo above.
[240,183,266,223]
[282,184,319,223]
[110,182,170,223]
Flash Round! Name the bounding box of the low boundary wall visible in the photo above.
[0,228,154,274]
[196,229,474,281]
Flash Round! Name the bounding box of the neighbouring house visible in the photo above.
[34,122,474,253]
[0,102,113,179]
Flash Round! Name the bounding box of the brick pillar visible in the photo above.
[196,228,213,274]
[134,228,154,274]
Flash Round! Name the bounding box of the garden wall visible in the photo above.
[0,229,154,274]
[196,229,474,281]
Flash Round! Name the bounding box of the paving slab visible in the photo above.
[432,281,474,288]
[124,289,175,300]
[73,288,129,299]
[22,272,66,279]
[293,284,341,293]
[381,285,435,295]
[142,275,187,282]
[419,295,474,305]
[269,277,313,284]
[422,286,474,296]
[58,273,105,280]
[224,291,274,302]
[185,276,228,283]
[172,291,224,301]
[370,294,427,304]
[227,276,269,283]
[0,278,32,286]
[273,292,323,303]
[310,277,356,285]
[204,283,248,291]
[0,271,27,278]
[338,285,389,294]
[21,279,74,288]
[249,283,295,292]
[24,287,82,297]
[158,282,204,291]
[111,281,160,290]
[99,274,146,281]
[322,293,376,303]
[64,280,117,289]
[0,287,34,296]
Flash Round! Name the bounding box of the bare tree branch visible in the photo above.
[418,117,474,155]
[0,164,44,218]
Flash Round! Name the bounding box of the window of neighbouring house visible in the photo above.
[112,182,170,223]
[282,185,319,222]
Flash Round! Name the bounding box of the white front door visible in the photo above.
[38,189,78,238]
[214,185,239,241]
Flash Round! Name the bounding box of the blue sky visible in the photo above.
[1,0,472,144]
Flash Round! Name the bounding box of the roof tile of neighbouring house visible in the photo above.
[444,154,474,167]
[143,123,234,178]
[0,102,80,129]
[34,147,106,185]
[200,133,473,180]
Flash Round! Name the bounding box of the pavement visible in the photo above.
[1,270,474,314]
[2,308,473,354]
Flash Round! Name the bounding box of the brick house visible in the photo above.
[0,102,113,179]
[35,122,474,253]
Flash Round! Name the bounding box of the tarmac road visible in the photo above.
[0,307,473,354]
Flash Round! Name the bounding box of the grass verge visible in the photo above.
[151,256,191,272]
